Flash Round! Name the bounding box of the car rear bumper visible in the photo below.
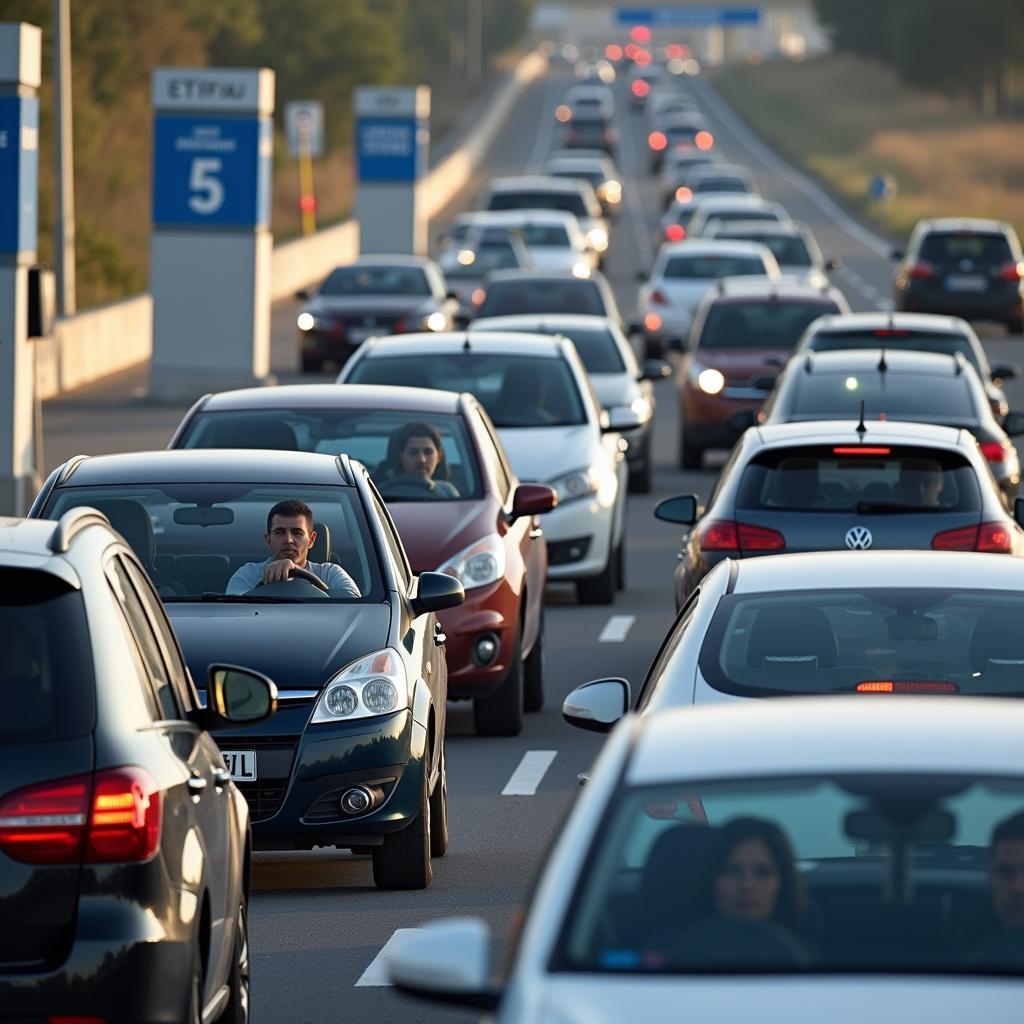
[899,284,1024,322]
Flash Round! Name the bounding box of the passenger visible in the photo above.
[968,810,1024,966]
[375,421,460,497]
[900,460,944,507]
[225,498,359,596]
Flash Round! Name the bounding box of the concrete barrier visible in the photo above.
[42,49,549,397]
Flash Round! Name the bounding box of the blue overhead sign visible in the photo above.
[617,6,761,26]
[0,96,38,254]
[356,117,424,183]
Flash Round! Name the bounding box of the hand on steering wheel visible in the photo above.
[284,566,330,593]
[379,474,437,497]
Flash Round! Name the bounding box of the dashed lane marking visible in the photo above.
[355,929,420,987]
[599,614,636,643]
[502,750,558,796]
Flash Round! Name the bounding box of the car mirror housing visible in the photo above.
[890,248,905,262]
[388,918,499,1009]
[991,364,1020,382]
[206,664,278,727]
[654,494,699,525]
[294,288,310,301]
[563,677,631,732]
[1002,412,1024,437]
[411,571,465,617]
[641,358,672,380]
[511,483,557,519]
[824,256,841,271]
[602,406,642,433]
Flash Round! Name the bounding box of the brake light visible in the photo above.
[857,680,959,693]
[643,312,663,332]
[650,288,669,305]
[392,319,407,333]
[979,440,1007,463]
[699,520,785,552]
[872,329,910,337]
[471,287,486,306]
[908,261,936,280]
[932,521,1016,553]
[999,261,1024,281]
[737,522,786,551]
[631,79,650,98]
[648,131,667,151]
[665,224,685,242]
[695,130,714,150]
[832,447,891,455]
[675,186,693,203]
[699,520,739,550]
[977,522,1017,553]
[85,767,161,863]
[0,775,89,864]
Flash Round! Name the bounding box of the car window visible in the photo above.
[635,590,700,712]
[554,771,1024,973]
[693,178,749,193]
[474,324,626,374]
[487,191,589,218]
[473,409,514,502]
[520,224,572,247]
[805,331,980,372]
[366,485,411,591]
[442,245,524,279]
[918,232,1013,266]
[476,279,605,319]
[789,371,976,421]
[699,301,842,350]
[319,265,431,297]
[721,234,810,266]
[662,255,769,280]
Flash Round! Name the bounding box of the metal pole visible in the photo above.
[54,0,76,317]
[467,0,482,85]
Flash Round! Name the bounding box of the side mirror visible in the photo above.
[991,364,1020,381]
[562,677,631,733]
[654,494,699,525]
[205,664,278,726]
[388,919,499,1010]
[1015,497,1024,529]
[890,248,905,262]
[824,257,841,272]
[294,288,310,301]
[511,483,557,518]
[641,358,672,380]
[411,571,465,616]
[635,269,649,282]
[1002,412,1024,437]
[601,406,642,432]
[445,290,459,301]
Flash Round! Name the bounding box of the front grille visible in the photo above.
[236,781,287,822]
[220,735,297,823]
[548,536,592,566]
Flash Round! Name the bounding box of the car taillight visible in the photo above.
[737,522,786,551]
[85,767,161,863]
[908,261,936,280]
[699,520,785,552]
[999,260,1024,281]
[648,131,667,151]
[0,774,90,864]
[650,288,669,305]
[979,440,1007,463]
[643,312,662,332]
[631,80,650,97]
[392,319,407,333]
[857,680,958,693]
[699,520,739,550]
[931,521,1016,553]
[665,224,685,242]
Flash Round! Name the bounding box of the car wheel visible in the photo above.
[218,900,250,1024]
[473,629,524,736]
[576,541,617,605]
[372,767,432,890]
[428,743,449,859]
[628,441,653,494]
[523,609,545,713]
[680,432,703,471]
[615,539,626,591]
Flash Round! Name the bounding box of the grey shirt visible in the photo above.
[226,557,360,597]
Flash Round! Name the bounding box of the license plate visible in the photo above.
[222,751,257,782]
[347,327,373,343]
[945,274,987,292]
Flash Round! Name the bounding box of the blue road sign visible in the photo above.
[0,96,38,254]
[868,174,896,201]
[152,114,271,227]
[356,117,424,183]
[617,7,761,26]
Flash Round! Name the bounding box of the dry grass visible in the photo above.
[714,55,1024,241]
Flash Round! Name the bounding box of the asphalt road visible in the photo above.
[39,65,1024,1022]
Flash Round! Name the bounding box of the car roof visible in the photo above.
[808,311,974,336]
[916,217,1014,235]
[693,194,774,212]
[797,348,968,375]
[707,278,839,301]
[712,219,807,238]
[457,209,579,227]
[753,418,966,449]
[658,239,772,258]
[487,175,588,194]
[58,449,356,486]
[483,268,604,285]
[545,156,610,171]
[629,696,1024,784]
[357,330,570,359]
[0,516,75,560]
[197,384,463,415]
[337,254,437,270]
[470,313,615,332]
[687,163,752,180]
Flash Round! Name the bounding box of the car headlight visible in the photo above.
[436,534,506,590]
[297,312,326,332]
[549,466,600,505]
[587,227,609,253]
[311,648,408,723]
[600,181,622,204]
[630,396,653,422]
[691,364,725,395]
[423,311,448,331]
[572,261,592,279]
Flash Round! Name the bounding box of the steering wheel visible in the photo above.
[378,475,440,499]
[247,565,330,597]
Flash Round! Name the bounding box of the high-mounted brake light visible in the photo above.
[665,224,685,242]
[857,680,958,693]
[833,447,891,455]
[872,329,910,337]
[979,440,1007,463]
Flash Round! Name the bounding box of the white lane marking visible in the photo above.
[502,750,557,796]
[527,78,559,171]
[355,929,420,986]
[692,79,892,260]
[599,614,636,643]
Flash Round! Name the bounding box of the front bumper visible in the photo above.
[682,383,764,448]
[541,494,615,580]
[299,327,363,366]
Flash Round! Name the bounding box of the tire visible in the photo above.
[182,946,203,1024]
[615,539,626,592]
[473,630,524,736]
[628,442,653,494]
[428,744,449,859]
[576,541,617,605]
[372,766,432,890]
[680,432,703,471]
[218,901,250,1024]
[523,609,545,713]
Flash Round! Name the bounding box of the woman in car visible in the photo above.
[374,421,460,498]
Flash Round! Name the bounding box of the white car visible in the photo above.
[337,331,631,603]
[659,148,721,208]
[637,239,781,352]
[658,189,761,247]
[686,194,791,239]
[704,219,837,286]
[390,697,1024,1022]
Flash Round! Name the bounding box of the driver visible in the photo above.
[374,421,459,497]
[225,499,360,597]
[899,460,944,507]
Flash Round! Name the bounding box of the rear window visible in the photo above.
[476,279,604,318]
[736,445,981,514]
[700,301,840,351]
[705,209,780,227]
[550,168,604,188]
[806,331,979,372]
[790,372,976,422]
[663,255,768,280]
[694,178,749,193]
[488,191,588,218]
[473,325,625,374]
[919,232,1013,266]
[520,224,571,247]
[0,570,95,741]
[442,246,522,279]
[723,234,810,266]
[699,587,1024,697]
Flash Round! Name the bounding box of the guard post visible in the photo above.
[354,86,430,255]
[149,67,275,401]
[0,22,40,514]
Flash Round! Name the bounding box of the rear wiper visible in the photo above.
[855,501,929,515]
[196,593,305,603]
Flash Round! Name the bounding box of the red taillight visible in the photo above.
[699,520,785,552]
[675,186,693,204]
[932,521,1016,553]
[908,261,936,280]
[977,521,1017,553]
[999,260,1024,281]
[931,524,978,550]
[872,329,909,337]
[0,775,89,864]
[665,224,685,242]
[85,768,161,863]
[979,440,1007,463]
[699,520,739,550]
[648,131,667,151]
[857,680,959,693]
[695,130,714,150]
[650,288,669,305]
[631,79,650,97]
[643,312,663,332]
[832,447,891,455]
[392,319,407,334]
[737,522,786,551]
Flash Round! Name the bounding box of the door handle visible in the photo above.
[187,774,208,796]
[213,767,231,788]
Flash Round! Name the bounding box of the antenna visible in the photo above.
[856,400,867,438]
[462,332,471,353]
[878,348,888,372]
[803,354,814,373]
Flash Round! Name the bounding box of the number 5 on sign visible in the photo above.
[188,157,224,214]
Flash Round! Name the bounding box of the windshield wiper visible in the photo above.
[855,501,931,515]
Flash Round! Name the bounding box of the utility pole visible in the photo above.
[54,0,76,316]
[466,0,482,85]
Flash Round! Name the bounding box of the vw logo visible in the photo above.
[845,526,873,550]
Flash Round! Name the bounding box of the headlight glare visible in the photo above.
[436,534,506,590]
[425,311,448,331]
[311,648,408,723]
[587,227,609,252]
[697,368,725,395]
[297,312,315,331]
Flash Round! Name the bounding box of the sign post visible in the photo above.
[285,100,323,237]
[354,86,430,255]
[149,67,275,402]
[0,22,40,515]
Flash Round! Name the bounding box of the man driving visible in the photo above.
[226,499,360,597]
[990,811,1024,927]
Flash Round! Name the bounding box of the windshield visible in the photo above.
[806,331,980,371]
[178,409,481,502]
[700,301,841,350]
[550,168,605,188]
[473,324,626,374]
[790,372,976,421]
[699,588,1024,697]
[555,772,1024,974]
[722,234,811,266]
[319,265,431,298]
[518,224,572,247]
[476,279,605,318]
[441,246,523,279]
[662,254,768,280]
[47,484,383,602]
[487,191,589,217]
[347,353,588,428]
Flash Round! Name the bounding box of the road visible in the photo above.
[39,65,1024,1022]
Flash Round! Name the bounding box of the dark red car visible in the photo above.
[169,384,556,736]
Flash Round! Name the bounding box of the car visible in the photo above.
[168,384,556,737]
[794,311,1018,420]
[626,62,663,108]
[704,219,837,286]
[561,110,618,156]
[656,419,1024,606]
[676,163,755,200]
[337,331,632,604]
[659,148,720,208]
[636,240,782,356]
[294,255,460,373]
[686,195,790,239]
[480,175,610,265]
[543,153,623,218]
[30,449,464,890]
[563,82,615,120]
[573,57,615,83]
[648,112,711,173]
[892,217,1024,334]
[659,190,744,246]
[761,349,1024,501]
[471,268,624,327]
[678,278,851,469]
[437,233,534,326]
[0,509,276,1022]
[646,86,701,127]
[469,313,672,492]
[390,697,1024,1022]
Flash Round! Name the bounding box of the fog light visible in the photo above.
[340,787,373,816]
[473,633,500,667]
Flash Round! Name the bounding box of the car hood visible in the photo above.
[691,346,792,376]
[167,601,392,691]
[307,295,436,316]
[497,425,596,482]
[387,499,497,574]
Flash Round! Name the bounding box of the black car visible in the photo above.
[31,449,463,890]
[893,217,1024,334]
[472,269,623,325]
[0,509,276,1022]
[295,255,460,372]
